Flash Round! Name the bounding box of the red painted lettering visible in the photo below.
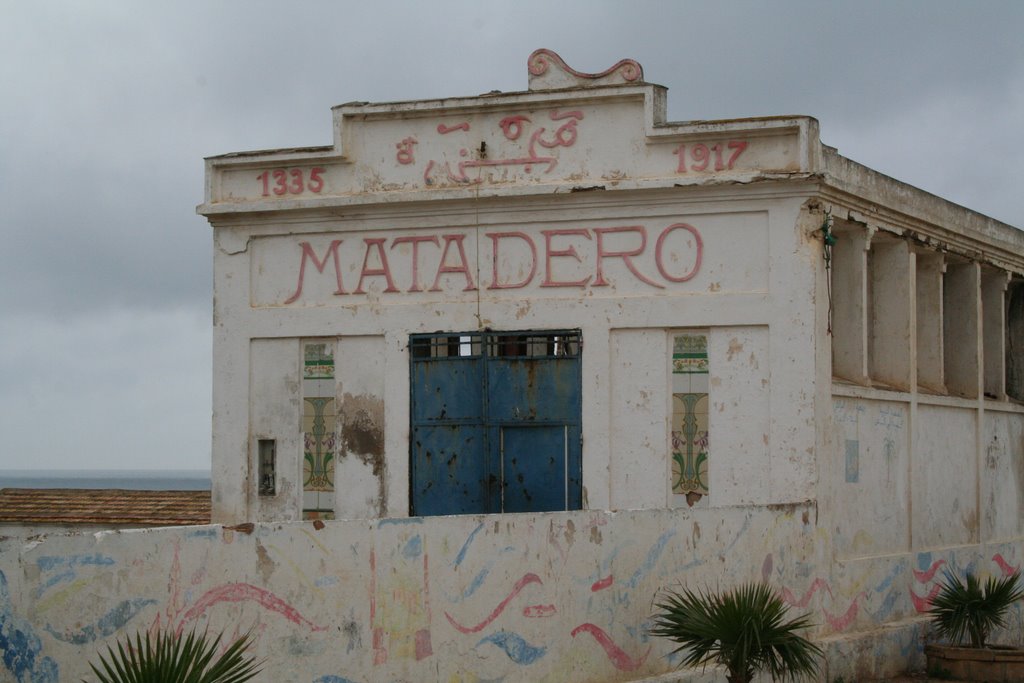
[284,240,346,304]
[437,122,470,134]
[691,144,710,171]
[727,140,748,168]
[541,229,592,288]
[396,137,417,165]
[430,234,476,292]
[711,144,724,171]
[487,232,537,290]
[355,238,399,294]
[655,223,703,283]
[257,168,326,197]
[674,144,686,173]
[593,226,663,289]
[673,140,749,174]
[308,168,325,193]
[549,109,584,121]
[272,169,287,195]
[289,168,304,193]
[391,235,440,292]
[499,116,530,140]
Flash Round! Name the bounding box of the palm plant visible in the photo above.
[929,570,1024,649]
[649,581,822,683]
[85,627,262,683]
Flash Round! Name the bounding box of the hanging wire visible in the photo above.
[821,209,836,335]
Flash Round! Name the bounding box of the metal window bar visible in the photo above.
[485,331,581,359]
[411,331,580,360]
[410,333,483,359]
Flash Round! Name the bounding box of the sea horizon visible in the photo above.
[0,469,211,491]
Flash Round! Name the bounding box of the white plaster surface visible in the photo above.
[982,409,1024,541]
[609,329,670,510]
[831,397,910,558]
[913,404,978,548]
[708,327,771,507]
[250,338,302,521]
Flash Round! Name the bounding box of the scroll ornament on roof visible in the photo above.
[527,48,644,91]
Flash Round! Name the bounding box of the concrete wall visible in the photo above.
[3,494,1021,683]
[829,394,1024,557]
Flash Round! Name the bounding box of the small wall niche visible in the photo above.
[258,439,277,496]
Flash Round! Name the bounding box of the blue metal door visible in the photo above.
[410,331,581,516]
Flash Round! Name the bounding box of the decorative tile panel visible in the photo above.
[304,343,335,381]
[303,341,336,520]
[671,334,709,498]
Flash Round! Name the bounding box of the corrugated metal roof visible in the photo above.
[0,489,211,527]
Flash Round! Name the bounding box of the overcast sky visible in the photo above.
[1,1,1022,471]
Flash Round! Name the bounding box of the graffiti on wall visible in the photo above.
[2,501,1022,682]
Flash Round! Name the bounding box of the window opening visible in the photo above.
[982,268,1008,399]
[830,223,870,385]
[1008,280,1024,401]
[868,238,912,390]
[943,262,980,398]
[258,439,276,496]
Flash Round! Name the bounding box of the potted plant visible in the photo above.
[84,627,262,683]
[649,581,822,683]
[925,569,1024,682]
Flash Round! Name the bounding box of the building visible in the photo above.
[1,50,1020,683]
[192,49,1024,679]
[0,488,211,538]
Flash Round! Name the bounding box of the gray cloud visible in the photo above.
[1,0,1021,469]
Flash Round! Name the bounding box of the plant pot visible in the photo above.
[925,643,1024,682]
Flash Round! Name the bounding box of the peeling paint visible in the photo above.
[339,393,387,515]
[256,541,275,583]
[726,337,743,360]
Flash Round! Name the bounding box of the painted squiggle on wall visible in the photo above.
[35,554,115,598]
[0,570,59,683]
[445,573,542,634]
[45,598,156,644]
[993,553,1020,576]
[570,623,650,671]
[178,583,325,632]
[476,630,547,665]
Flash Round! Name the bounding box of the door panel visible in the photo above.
[410,330,581,516]
[488,358,580,422]
[411,357,483,423]
[411,424,489,515]
[500,425,579,513]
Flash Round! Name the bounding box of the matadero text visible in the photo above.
[283,222,703,304]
